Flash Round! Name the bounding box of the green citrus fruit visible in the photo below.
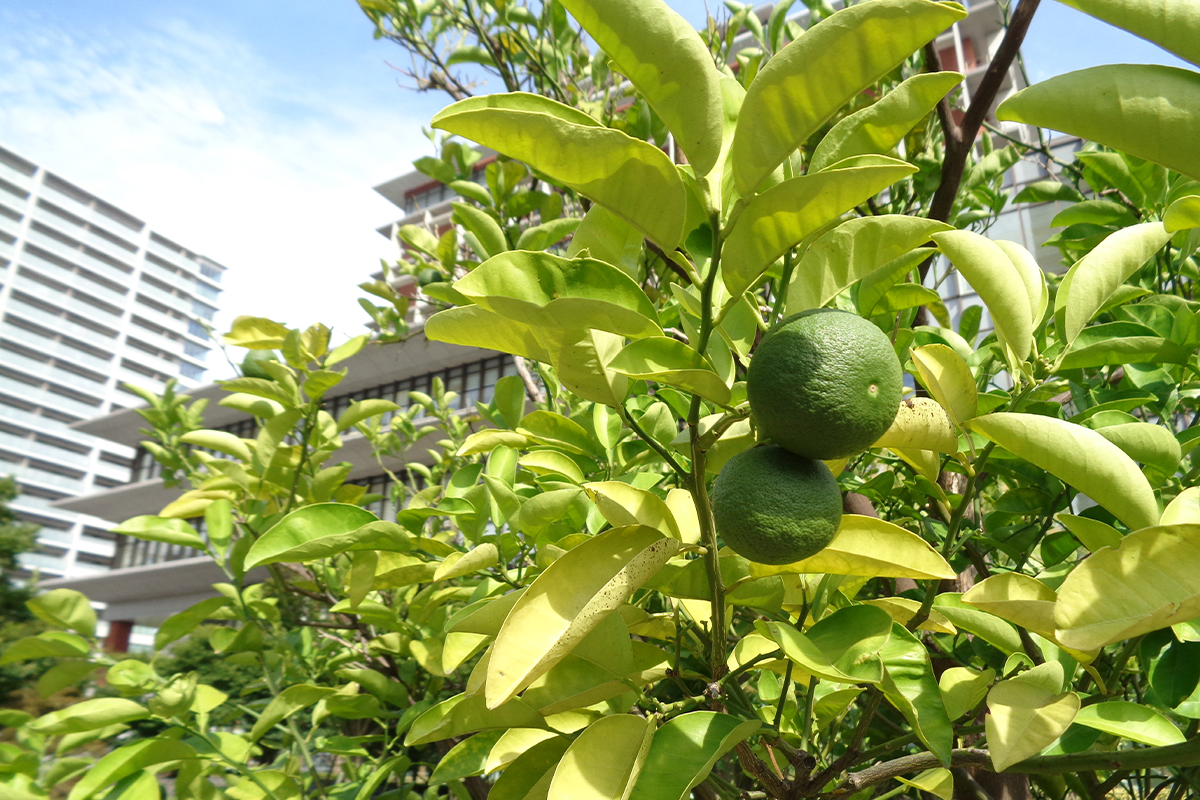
[711,445,842,565]
[748,309,903,460]
[241,350,279,380]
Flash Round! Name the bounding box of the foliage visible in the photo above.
[0,474,44,702]
[6,0,1200,799]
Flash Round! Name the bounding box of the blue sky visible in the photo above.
[0,0,1189,356]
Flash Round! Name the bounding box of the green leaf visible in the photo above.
[1055,524,1200,650]
[910,344,977,428]
[37,661,100,698]
[244,504,395,568]
[486,730,562,773]
[582,482,685,542]
[608,337,731,406]
[967,413,1160,532]
[1142,632,1200,707]
[544,328,631,408]
[566,205,644,278]
[249,685,336,742]
[996,240,1050,330]
[998,65,1200,182]
[28,698,149,735]
[428,730,507,786]
[932,231,1033,364]
[155,597,230,651]
[432,93,686,248]
[897,769,954,800]
[520,451,585,484]
[67,739,195,800]
[219,393,283,418]
[1162,487,1200,525]
[486,525,680,709]
[426,306,553,363]
[548,714,654,800]
[520,614,639,715]
[873,397,959,455]
[1,631,89,665]
[27,589,96,637]
[880,623,953,766]
[788,215,952,313]
[517,218,581,251]
[939,666,995,721]
[1093,422,1182,475]
[1073,701,1185,746]
[112,516,206,549]
[519,411,604,457]
[730,0,966,194]
[809,71,964,173]
[1054,0,1200,68]
[337,399,401,432]
[1012,180,1086,205]
[1055,222,1173,347]
[1165,195,1200,233]
[1059,323,1192,369]
[404,693,547,746]
[434,544,499,581]
[723,157,918,297]
[453,251,660,338]
[748,515,956,580]
[933,594,1023,655]
[985,675,1079,771]
[766,605,893,684]
[558,0,722,175]
[627,712,758,800]
[179,429,254,462]
[453,202,508,259]
[855,248,937,318]
[222,316,288,349]
[490,736,572,800]
[1057,513,1122,553]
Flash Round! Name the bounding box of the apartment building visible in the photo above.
[0,145,223,581]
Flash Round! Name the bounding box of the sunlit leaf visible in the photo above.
[765,605,893,684]
[985,674,1079,771]
[609,337,731,406]
[582,482,684,541]
[872,398,959,454]
[939,666,994,720]
[730,0,966,193]
[879,623,953,765]
[626,712,759,800]
[244,504,395,568]
[967,413,1160,531]
[998,65,1200,182]
[547,714,654,800]
[723,157,917,297]
[911,344,978,427]
[1073,701,1185,746]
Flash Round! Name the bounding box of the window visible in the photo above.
[187,320,209,339]
[179,362,205,381]
[183,340,209,359]
[195,282,220,301]
[200,263,222,282]
[191,301,216,320]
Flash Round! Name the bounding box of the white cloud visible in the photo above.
[0,8,440,372]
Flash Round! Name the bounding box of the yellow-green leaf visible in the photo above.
[1165,195,1200,233]
[985,676,1079,771]
[582,482,684,541]
[765,605,893,685]
[180,430,253,462]
[995,240,1049,328]
[432,93,686,248]
[730,0,967,194]
[998,65,1200,182]
[723,157,918,297]
[1162,487,1200,525]
[939,666,994,721]
[486,526,680,708]
[608,337,731,406]
[809,71,964,173]
[1057,513,1122,553]
[405,693,548,746]
[1055,523,1200,650]
[967,413,1160,531]
[1073,701,1185,746]
[222,316,289,349]
[962,573,1058,641]
[547,714,654,800]
[910,344,978,427]
[872,398,959,454]
[558,0,722,176]
[626,712,759,800]
[788,215,952,314]
[748,515,956,580]
[1056,222,1173,347]
[932,231,1033,363]
[435,544,500,581]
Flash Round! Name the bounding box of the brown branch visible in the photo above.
[512,356,546,405]
[923,0,1043,279]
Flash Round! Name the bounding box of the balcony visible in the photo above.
[0,431,93,471]
[0,212,23,240]
[145,239,199,274]
[0,161,34,194]
[0,384,101,422]
[29,211,137,271]
[121,347,182,380]
[37,185,143,245]
[21,234,132,304]
[4,298,119,344]
[17,466,88,493]
[1,323,115,375]
[136,281,193,317]
[1,349,106,400]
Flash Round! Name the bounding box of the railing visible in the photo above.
[1,348,107,397]
[135,280,194,316]
[4,297,120,345]
[0,384,100,421]
[0,431,92,470]
[0,323,114,375]
[0,162,34,193]
[18,242,129,307]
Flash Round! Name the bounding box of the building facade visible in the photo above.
[0,145,224,581]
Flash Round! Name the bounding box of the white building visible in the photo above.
[0,144,224,581]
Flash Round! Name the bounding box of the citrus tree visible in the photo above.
[6,1,1200,799]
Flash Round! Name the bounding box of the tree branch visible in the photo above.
[923,0,1043,274]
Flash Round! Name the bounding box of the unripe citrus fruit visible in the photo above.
[748,309,902,460]
[711,445,842,565]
